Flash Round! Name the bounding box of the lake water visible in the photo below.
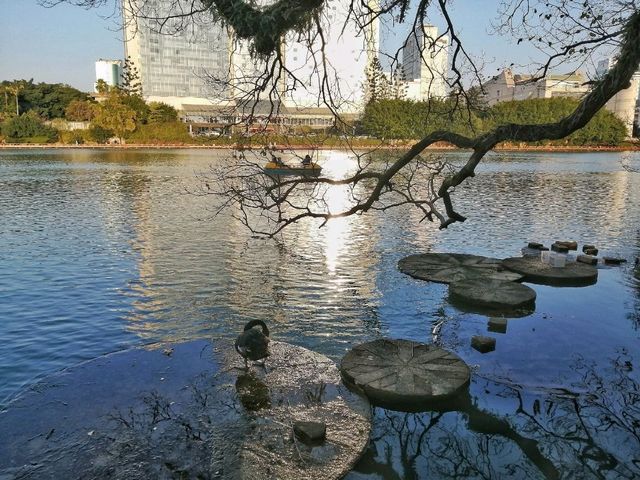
[1,148,639,478]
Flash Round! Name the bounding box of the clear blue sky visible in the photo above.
[0,0,587,92]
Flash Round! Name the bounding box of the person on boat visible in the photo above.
[302,154,312,166]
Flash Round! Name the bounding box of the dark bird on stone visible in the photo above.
[235,320,270,369]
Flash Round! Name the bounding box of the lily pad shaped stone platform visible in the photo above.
[0,340,371,480]
[449,278,536,316]
[502,256,598,286]
[399,253,524,284]
[340,339,470,412]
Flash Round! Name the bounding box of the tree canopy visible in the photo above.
[0,80,90,120]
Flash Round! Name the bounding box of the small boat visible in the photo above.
[263,161,322,177]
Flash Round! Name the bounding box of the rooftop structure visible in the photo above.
[95,59,123,92]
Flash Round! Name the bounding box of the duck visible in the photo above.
[235,320,270,368]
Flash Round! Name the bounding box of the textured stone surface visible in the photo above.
[294,421,327,444]
[502,256,598,286]
[551,243,570,253]
[0,340,371,480]
[471,336,496,353]
[577,254,598,265]
[398,253,523,284]
[555,241,578,250]
[449,279,536,312]
[488,317,508,334]
[340,339,470,412]
[603,256,627,265]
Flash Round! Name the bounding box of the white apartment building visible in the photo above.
[95,59,123,91]
[402,25,449,100]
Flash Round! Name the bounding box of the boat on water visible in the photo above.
[263,161,322,177]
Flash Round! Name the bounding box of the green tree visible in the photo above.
[365,57,391,103]
[95,79,110,94]
[92,94,137,143]
[1,80,91,119]
[148,102,178,123]
[65,99,97,121]
[1,111,58,143]
[120,56,143,97]
[120,93,150,124]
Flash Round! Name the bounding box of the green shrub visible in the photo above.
[59,129,89,144]
[1,112,58,142]
[126,121,191,143]
[88,125,113,144]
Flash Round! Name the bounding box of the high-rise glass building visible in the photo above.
[123,0,230,108]
[122,0,379,116]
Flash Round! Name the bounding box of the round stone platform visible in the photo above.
[340,339,470,412]
[399,253,524,284]
[502,256,598,286]
[449,278,536,316]
[0,340,371,480]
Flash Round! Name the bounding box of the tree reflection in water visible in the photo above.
[349,354,640,479]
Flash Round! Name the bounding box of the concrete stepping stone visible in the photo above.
[488,317,508,334]
[471,336,496,353]
[577,254,598,265]
[0,340,371,480]
[449,278,536,314]
[603,256,627,265]
[502,256,598,286]
[398,253,523,284]
[340,339,470,412]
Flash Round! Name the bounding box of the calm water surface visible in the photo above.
[1,148,639,478]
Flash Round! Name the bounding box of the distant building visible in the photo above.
[401,25,449,100]
[122,3,230,109]
[121,0,379,127]
[283,0,379,113]
[481,69,589,105]
[596,58,640,138]
[95,59,123,91]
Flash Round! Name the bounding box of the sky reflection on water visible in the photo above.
[1,148,639,478]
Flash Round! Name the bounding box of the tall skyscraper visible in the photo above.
[122,1,230,108]
[402,25,449,100]
[122,0,379,116]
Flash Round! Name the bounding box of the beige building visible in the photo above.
[483,65,640,138]
[482,69,588,106]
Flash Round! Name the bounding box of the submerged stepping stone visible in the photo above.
[488,317,508,334]
[471,336,496,353]
[340,339,470,412]
[603,256,627,265]
[398,253,523,284]
[502,256,598,286]
[0,340,371,480]
[449,279,536,313]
